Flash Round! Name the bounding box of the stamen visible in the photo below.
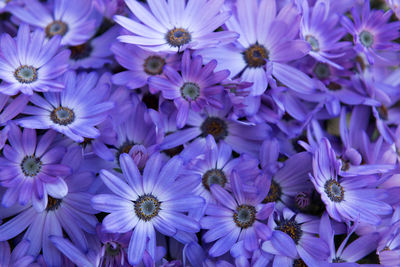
[293,258,308,267]
[202,169,227,191]
[14,65,38,84]
[306,35,320,52]
[313,63,331,79]
[359,31,374,47]
[50,107,75,126]
[332,257,346,263]
[263,180,282,203]
[243,44,268,68]
[200,117,228,141]
[105,242,121,257]
[45,20,68,38]
[165,28,191,47]
[134,194,161,221]
[180,82,200,101]
[233,205,256,229]
[46,196,62,211]
[143,56,165,75]
[276,217,303,244]
[20,155,42,177]
[324,179,344,202]
[70,43,93,60]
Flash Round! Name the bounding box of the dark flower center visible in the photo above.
[263,180,282,203]
[233,205,256,229]
[324,179,344,202]
[134,194,161,221]
[200,117,228,141]
[45,20,68,38]
[105,242,121,257]
[166,28,191,47]
[244,44,268,68]
[14,65,38,84]
[181,82,200,101]
[293,259,308,267]
[50,107,75,126]
[46,196,63,211]
[202,169,227,191]
[276,218,303,244]
[69,43,93,60]
[143,55,165,75]
[332,257,346,263]
[313,63,331,79]
[20,155,42,177]
[359,31,374,47]
[306,35,320,52]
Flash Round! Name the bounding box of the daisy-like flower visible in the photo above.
[0,123,71,212]
[17,71,114,143]
[114,0,238,52]
[262,208,329,266]
[0,24,69,95]
[149,50,229,128]
[8,0,97,46]
[201,172,274,256]
[0,157,98,267]
[160,96,270,157]
[111,42,179,90]
[195,0,314,96]
[91,153,204,265]
[0,240,34,267]
[299,0,351,69]
[310,138,393,225]
[341,0,400,64]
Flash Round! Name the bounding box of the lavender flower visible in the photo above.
[0,24,69,95]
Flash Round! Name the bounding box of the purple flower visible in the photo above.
[200,172,274,256]
[0,156,98,266]
[0,24,69,95]
[91,153,204,265]
[0,240,34,267]
[0,123,71,211]
[17,71,114,143]
[8,0,97,46]
[195,0,314,96]
[299,0,351,69]
[310,138,393,224]
[114,0,238,52]
[341,0,400,64]
[160,96,270,157]
[111,42,179,90]
[149,50,229,128]
[262,208,329,266]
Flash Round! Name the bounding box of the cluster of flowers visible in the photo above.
[1,0,400,266]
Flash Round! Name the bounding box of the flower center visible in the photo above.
[46,196,62,211]
[295,192,311,209]
[165,28,191,47]
[69,43,93,60]
[313,63,331,79]
[324,179,344,202]
[202,169,227,191]
[332,257,346,263]
[200,117,228,141]
[143,55,165,75]
[359,31,374,47]
[105,242,121,257]
[305,35,320,51]
[276,218,303,244]
[233,205,256,229]
[244,44,268,68]
[134,194,161,221]
[50,107,75,126]
[20,155,42,177]
[263,180,282,203]
[45,20,68,38]
[293,259,308,267]
[180,82,200,101]
[14,65,38,84]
